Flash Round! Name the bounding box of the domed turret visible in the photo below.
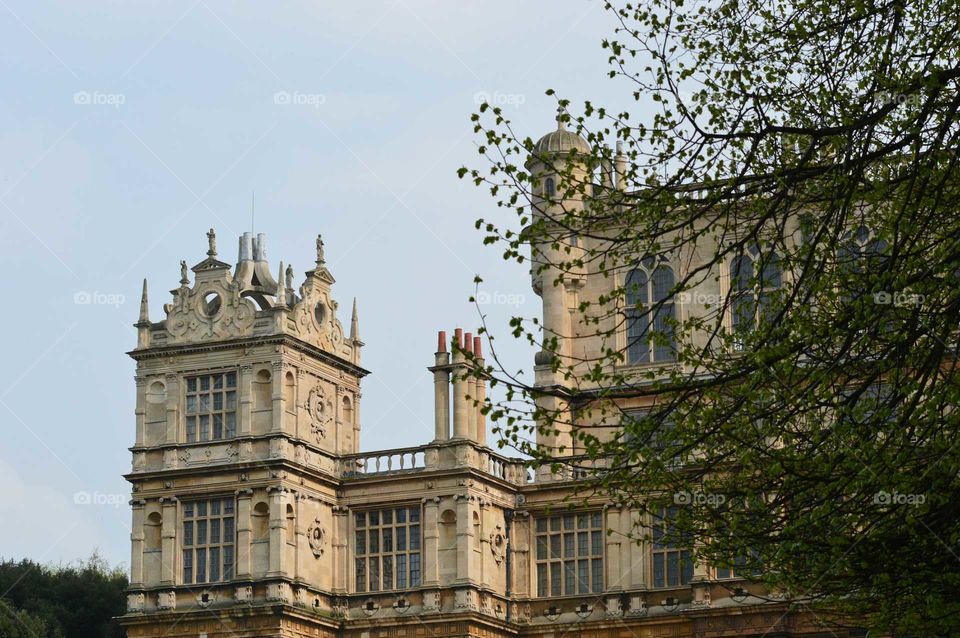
[531,107,591,157]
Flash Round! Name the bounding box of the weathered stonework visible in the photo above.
[122,163,854,638]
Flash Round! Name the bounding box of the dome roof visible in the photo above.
[532,109,590,156]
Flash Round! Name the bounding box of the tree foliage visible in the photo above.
[462,0,960,634]
[0,553,127,638]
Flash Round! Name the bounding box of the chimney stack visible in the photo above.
[432,330,451,441]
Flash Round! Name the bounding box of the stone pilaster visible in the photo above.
[235,489,253,578]
[129,499,146,587]
[159,497,178,586]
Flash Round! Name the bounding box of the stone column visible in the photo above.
[134,377,146,447]
[422,497,441,586]
[239,365,253,436]
[332,506,349,593]
[129,500,146,587]
[159,497,177,586]
[455,495,474,583]
[164,374,179,444]
[235,489,253,578]
[627,508,646,588]
[510,511,532,598]
[605,506,623,590]
[267,487,288,576]
[270,362,284,433]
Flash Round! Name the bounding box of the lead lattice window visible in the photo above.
[535,512,604,597]
[182,497,235,584]
[185,371,237,442]
[354,506,421,593]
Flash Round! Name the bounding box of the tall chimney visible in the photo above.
[452,328,469,438]
[432,330,451,441]
[474,335,486,446]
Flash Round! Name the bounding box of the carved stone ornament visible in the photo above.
[489,526,507,566]
[307,517,327,557]
[305,384,333,441]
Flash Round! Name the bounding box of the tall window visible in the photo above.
[535,512,604,597]
[651,505,693,588]
[838,225,889,300]
[729,247,781,349]
[625,258,677,364]
[185,371,237,442]
[544,177,556,197]
[354,506,421,592]
[182,497,235,584]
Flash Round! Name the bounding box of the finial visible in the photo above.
[276,260,285,303]
[556,104,567,131]
[206,228,217,257]
[285,264,294,290]
[316,234,325,265]
[179,260,189,286]
[138,279,150,323]
[350,297,360,342]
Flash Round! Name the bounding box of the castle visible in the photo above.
[120,118,842,638]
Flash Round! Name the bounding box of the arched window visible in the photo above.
[729,247,781,348]
[838,225,889,302]
[625,257,677,364]
[544,177,555,197]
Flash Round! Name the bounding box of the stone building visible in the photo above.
[120,120,846,638]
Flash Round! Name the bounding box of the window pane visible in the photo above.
[591,530,603,555]
[410,525,421,550]
[592,559,603,593]
[183,521,193,546]
[355,558,366,592]
[369,557,380,592]
[537,563,548,596]
[182,550,193,583]
[397,554,406,588]
[564,561,576,595]
[196,548,206,583]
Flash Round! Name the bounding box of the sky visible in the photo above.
[0,1,629,568]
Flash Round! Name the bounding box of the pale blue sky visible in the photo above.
[0,2,628,567]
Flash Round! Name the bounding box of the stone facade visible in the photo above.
[121,123,854,638]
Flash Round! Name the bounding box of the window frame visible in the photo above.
[650,505,694,589]
[622,257,679,366]
[725,246,783,351]
[534,511,605,597]
[352,504,423,594]
[181,496,236,585]
[183,370,238,443]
